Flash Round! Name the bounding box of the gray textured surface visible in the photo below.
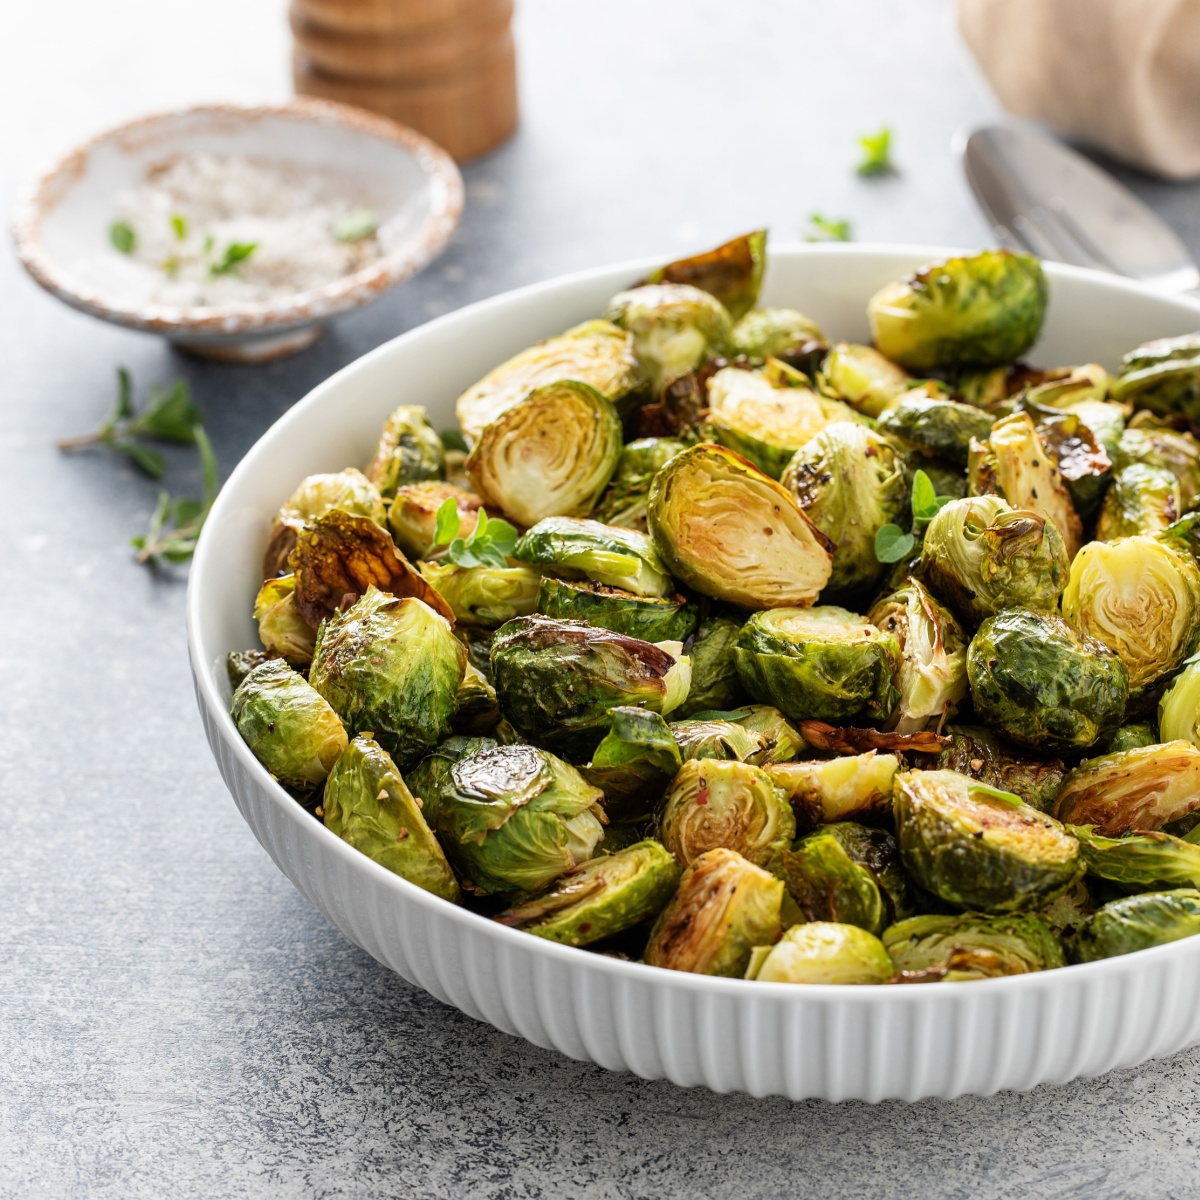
[4,2,1200,1197]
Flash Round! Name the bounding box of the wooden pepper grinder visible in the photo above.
[291,0,518,162]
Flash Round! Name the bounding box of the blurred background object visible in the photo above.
[959,0,1200,181]
[290,0,518,161]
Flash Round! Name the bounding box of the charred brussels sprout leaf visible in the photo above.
[670,718,768,764]
[936,725,1065,813]
[580,706,682,821]
[767,752,899,828]
[1111,333,1200,422]
[1025,404,1113,524]
[323,735,460,902]
[418,561,541,629]
[309,588,467,769]
[817,342,911,418]
[720,705,806,764]
[231,659,347,792]
[1070,825,1200,890]
[732,307,828,370]
[254,574,316,666]
[495,839,680,945]
[867,250,1048,371]
[1072,889,1200,962]
[646,443,834,609]
[227,649,272,691]
[894,768,1081,913]
[1159,660,1200,749]
[745,922,893,985]
[735,606,900,724]
[513,517,674,598]
[405,734,498,828]
[388,481,481,561]
[641,230,766,322]
[364,405,445,498]
[876,394,996,466]
[967,609,1128,751]
[466,381,623,528]
[537,577,698,644]
[1096,464,1180,541]
[644,847,784,977]
[884,912,1064,980]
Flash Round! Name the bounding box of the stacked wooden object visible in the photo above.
[291,0,518,161]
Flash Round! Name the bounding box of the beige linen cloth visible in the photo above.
[959,0,1200,179]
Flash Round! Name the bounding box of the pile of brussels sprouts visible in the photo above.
[229,231,1200,985]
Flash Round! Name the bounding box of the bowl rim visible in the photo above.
[187,241,1200,1001]
[10,97,464,336]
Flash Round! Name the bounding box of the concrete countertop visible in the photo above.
[4,1,1199,1196]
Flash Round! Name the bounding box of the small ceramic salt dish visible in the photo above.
[11,98,462,361]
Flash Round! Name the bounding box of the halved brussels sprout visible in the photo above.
[604,283,733,390]
[732,307,828,370]
[231,659,348,792]
[641,230,766,322]
[1159,660,1200,749]
[263,467,387,578]
[1072,888,1200,962]
[495,839,681,945]
[418,561,541,629]
[405,734,498,828]
[1096,464,1180,541]
[513,516,673,598]
[674,614,745,717]
[920,494,1069,626]
[431,743,606,895]
[455,318,642,445]
[876,394,996,466]
[387,481,481,561]
[884,912,1064,980]
[867,249,1048,371]
[227,649,272,691]
[967,609,1128,751]
[894,768,1082,913]
[592,438,689,532]
[817,343,911,418]
[322,734,460,902]
[658,759,795,869]
[782,422,909,597]
[453,662,501,735]
[646,443,834,609]
[781,822,913,935]
[1111,332,1200,421]
[1025,404,1113,523]
[644,847,784,976]
[1070,825,1200,890]
[364,405,444,498]
[309,588,466,769]
[1115,424,1200,512]
[1062,536,1200,696]
[867,579,968,734]
[254,574,316,666]
[722,705,806,764]
[745,922,893,985]
[767,752,900,827]
[536,577,698,644]
[735,606,900,724]
[1054,742,1200,835]
[581,706,682,820]
[490,615,691,759]
[466,381,623,529]
[968,411,1082,558]
[935,725,1064,813]
[670,718,767,764]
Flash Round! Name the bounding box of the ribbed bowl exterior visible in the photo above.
[190,246,1200,1101]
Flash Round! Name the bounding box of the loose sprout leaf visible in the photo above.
[856,127,894,176]
[434,497,462,545]
[334,207,378,242]
[209,241,258,276]
[875,524,915,563]
[169,213,188,241]
[441,428,469,453]
[967,781,1025,808]
[797,720,949,755]
[109,220,136,254]
[806,214,852,243]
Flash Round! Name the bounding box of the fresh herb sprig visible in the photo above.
[133,427,219,565]
[806,214,852,243]
[434,498,517,568]
[209,241,258,277]
[856,126,895,176]
[874,469,955,563]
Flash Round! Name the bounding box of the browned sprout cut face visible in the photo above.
[641,230,766,322]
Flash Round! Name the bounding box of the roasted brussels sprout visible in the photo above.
[884,913,1064,980]
[405,734,497,826]
[430,743,606,895]
[495,839,680,945]
[767,752,900,827]
[1054,742,1200,835]
[894,768,1081,913]
[734,606,900,724]
[1024,403,1113,524]
[1108,723,1158,753]
[967,609,1128,751]
[253,574,316,666]
[1159,659,1200,749]
[1115,424,1200,512]
[309,588,466,769]
[537,577,698,644]
[641,230,766,322]
[1096,464,1180,541]
[732,307,828,370]
[817,342,911,418]
[466,381,623,529]
[745,922,893,985]
[658,759,795,869]
[387,481,480,560]
[513,517,674,598]
[1072,888,1200,962]
[418,561,541,629]
[604,283,733,390]
[1070,825,1200,891]
[455,319,642,445]
[490,616,691,759]
[1061,536,1200,696]
[592,438,689,532]
[580,706,682,820]
[782,422,908,597]
[226,649,272,691]
[646,443,834,609]
[936,725,1064,812]
[674,614,745,717]
[322,735,460,901]
[867,250,1048,371]
[644,847,784,976]
[877,394,996,466]
[1111,332,1200,422]
[453,662,501,735]
[364,405,444,497]
[920,495,1069,626]
[263,468,387,578]
[867,579,968,734]
[231,659,347,792]
[670,718,767,764]
[721,705,806,764]
[1022,362,1111,410]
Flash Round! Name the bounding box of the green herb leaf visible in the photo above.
[444,506,517,569]
[132,427,219,567]
[441,428,469,453]
[909,468,955,531]
[115,367,134,421]
[856,126,894,176]
[209,241,258,276]
[968,781,1024,808]
[805,213,853,243]
[875,524,915,563]
[170,214,188,241]
[334,207,378,242]
[434,497,461,545]
[109,221,137,254]
[119,441,167,479]
[129,379,203,444]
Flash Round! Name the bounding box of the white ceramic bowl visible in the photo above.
[12,99,462,362]
[188,244,1200,1101]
